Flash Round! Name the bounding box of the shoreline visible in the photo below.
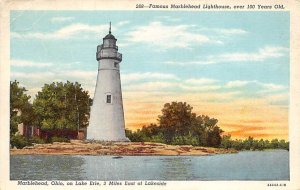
[10,140,238,156]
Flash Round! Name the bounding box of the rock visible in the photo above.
[10,141,238,156]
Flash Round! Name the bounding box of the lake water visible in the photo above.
[10,150,289,181]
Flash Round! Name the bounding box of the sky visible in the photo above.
[10,11,289,140]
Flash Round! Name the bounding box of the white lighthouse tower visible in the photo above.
[87,23,129,141]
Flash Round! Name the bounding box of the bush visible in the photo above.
[125,129,145,142]
[29,136,45,144]
[51,136,70,143]
[149,134,165,144]
[11,135,29,149]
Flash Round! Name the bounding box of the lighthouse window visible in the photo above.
[114,62,118,67]
[106,95,112,103]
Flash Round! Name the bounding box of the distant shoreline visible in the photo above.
[10,140,237,156]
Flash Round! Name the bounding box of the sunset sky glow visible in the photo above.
[10,11,289,140]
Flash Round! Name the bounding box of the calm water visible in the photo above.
[10,150,289,180]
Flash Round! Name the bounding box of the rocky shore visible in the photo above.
[10,140,237,156]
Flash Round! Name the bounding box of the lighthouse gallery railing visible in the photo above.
[96,51,122,61]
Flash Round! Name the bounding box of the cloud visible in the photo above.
[11,20,130,40]
[164,60,215,65]
[225,80,251,88]
[116,21,130,26]
[11,59,53,68]
[125,21,220,49]
[124,81,177,91]
[124,21,246,50]
[51,16,74,23]
[165,46,289,65]
[260,83,286,92]
[217,28,247,35]
[121,72,179,83]
[199,28,247,35]
[180,78,221,92]
[225,80,287,92]
[211,46,289,62]
[62,70,96,79]
[11,71,56,79]
[155,16,182,22]
[11,70,96,80]
[123,79,222,93]
[11,70,181,98]
[184,78,218,85]
[122,76,287,101]
[179,84,221,91]
[11,69,97,100]
[11,64,287,102]
[265,93,289,105]
[11,23,109,40]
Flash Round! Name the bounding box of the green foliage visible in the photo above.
[220,136,289,151]
[10,80,34,136]
[10,135,29,149]
[11,135,47,149]
[10,115,21,137]
[10,80,36,148]
[207,126,223,147]
[279,139,289,150]
[29,136,45,144]
[220,135,232,149]
[10,80,92,146]
[158,102,195,143]
[33,81,92,131]
[125,129,146,142]
[126,102,223,147]
[51,136,70,143]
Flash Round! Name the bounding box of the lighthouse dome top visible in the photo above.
[104,33,116,40]
[103,22,116,40]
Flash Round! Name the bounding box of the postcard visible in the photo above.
[0,0,300,189]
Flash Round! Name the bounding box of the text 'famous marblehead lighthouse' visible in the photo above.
[87,23,129,141]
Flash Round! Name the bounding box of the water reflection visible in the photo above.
[10,155,86,180]
[159,157,194,180]
[10,150,289,181]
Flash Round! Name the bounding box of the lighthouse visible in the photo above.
[87,23,129,141]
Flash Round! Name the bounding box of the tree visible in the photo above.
[33,81,92,132]
[197,115,222,147]
[158,102,196,143]
[278,139,289,150]
[126,102,224,147]
[125,129,145,142]
[207,126,223,147]
[10,80,33,136]
[243,136,254,150]
[256,139,265,150]
[220,135,232,149]
[271,139,279,149]
[156,101,223,146]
